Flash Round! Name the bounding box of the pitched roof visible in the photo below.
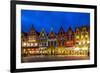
[39,28,47,38]
[48,27,56,39]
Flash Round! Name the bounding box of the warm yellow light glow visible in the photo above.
[34,43,38,46]
[79,42,81,45]
[85,35,88,38]
[82,46,88,50]
[27,43,30,47]
[75,47,80,51]
[31,43,33,46]
[81,35,84,39]
[87,40,90,44]
[23,42,27,46]
[32,39,36,42]
[29,37,36,42]
[76,35,79,39]
[29,51,32,54]
[28,49,30,51]
[83,40,85,44]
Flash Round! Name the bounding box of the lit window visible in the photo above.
[85,35,88,38]
[76,35,79,39]
[32,39,36,42]
[83,40,85,44]
[87,40,90,44]
[34,43,38,46]
[23,42,27,47]
[31,43,33,46]
[27,43,30,47]
[81,35,84,39]
[42,33,44,36]
[79,42,81,45]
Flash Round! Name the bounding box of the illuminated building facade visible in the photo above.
[27,25,39,47]
[75,27,81,48]
[39,28,48,49]
[80,26,90,50]
[48,28,57,47]
[21,25,39,56]
[58,26,65,47]
[64,27,75,47]
[21,32,28,56]
[21,25,90,56]
[21,31,28,47]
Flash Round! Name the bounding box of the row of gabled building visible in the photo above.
[21,25,90,49]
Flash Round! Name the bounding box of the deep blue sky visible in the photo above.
[21,10,90,33]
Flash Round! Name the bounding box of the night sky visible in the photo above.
[21,10,90,34]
